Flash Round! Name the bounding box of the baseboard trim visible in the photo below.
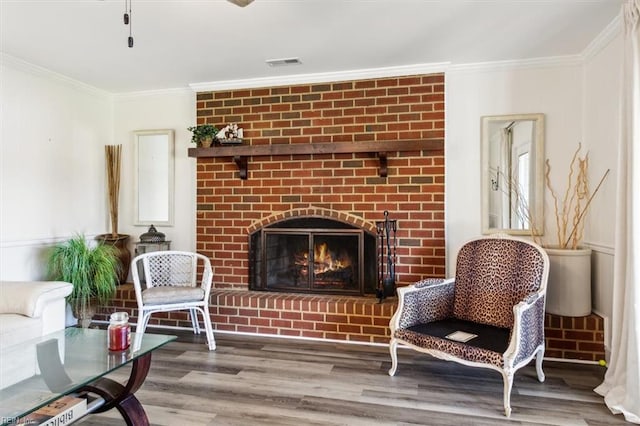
[138,323,605,363]
[141,322,390,348]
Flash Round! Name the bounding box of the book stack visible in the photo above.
[17,395,86,426]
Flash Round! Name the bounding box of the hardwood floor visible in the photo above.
[78,330,624,426]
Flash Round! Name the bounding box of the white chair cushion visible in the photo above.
[142,286,205,305]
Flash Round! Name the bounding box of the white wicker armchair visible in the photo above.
[388,234,549,417]
[132,251,215,350]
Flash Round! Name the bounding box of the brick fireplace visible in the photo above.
[194,73,447,288]
[189,73,447,343]
[98,71,605,360]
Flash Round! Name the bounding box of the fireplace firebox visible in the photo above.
[249,217,377,295]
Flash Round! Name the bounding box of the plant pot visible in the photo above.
[544,246,592,317]
[200,136,214,148]
[96,234,131,284]
[72,302,97,328]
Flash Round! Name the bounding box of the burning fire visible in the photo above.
[295,242,352,276]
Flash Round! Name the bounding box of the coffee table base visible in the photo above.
[78,354,152,426]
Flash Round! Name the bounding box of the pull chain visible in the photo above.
[123,0,133,48]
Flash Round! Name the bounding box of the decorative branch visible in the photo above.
[545,159,562,246]
[105,145,122,237]
[545,144,609,249]
[563,168,610,248]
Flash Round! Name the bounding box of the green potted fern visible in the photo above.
[48,234,120,328]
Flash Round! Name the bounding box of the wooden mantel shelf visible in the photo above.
[188,139,444,180]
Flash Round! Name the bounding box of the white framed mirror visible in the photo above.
[481,114,544,235]
[134,129,174,226]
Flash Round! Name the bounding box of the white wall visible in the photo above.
[445,30,622,343]
[583,31,623,321]
[113,90,196,256]
[0,59,197,281]
[445,62,585,269]
[0,57,113,280]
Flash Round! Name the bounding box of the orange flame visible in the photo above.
[294,242,353,276]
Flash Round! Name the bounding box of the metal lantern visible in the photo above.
[135,225,171,283]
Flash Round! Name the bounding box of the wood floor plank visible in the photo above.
[77,331,627,426]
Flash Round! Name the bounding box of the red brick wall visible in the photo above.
[195,73,446,289]
[545,313,605,361]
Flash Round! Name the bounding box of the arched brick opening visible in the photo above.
[247,206,378,235]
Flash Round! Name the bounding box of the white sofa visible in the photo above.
[0,281,73,388]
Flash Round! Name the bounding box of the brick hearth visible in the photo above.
[102,285,395,344]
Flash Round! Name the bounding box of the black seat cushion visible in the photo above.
[406,318,511,354]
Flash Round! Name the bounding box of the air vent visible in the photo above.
[266,57,302,67]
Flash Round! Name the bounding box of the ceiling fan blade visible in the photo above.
[227,0,255,7]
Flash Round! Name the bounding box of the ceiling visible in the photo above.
[0,0,623,94]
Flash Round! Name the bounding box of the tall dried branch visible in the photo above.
[560,144,582,246]
[105,145,122,237]
[545,159,562,246]
[564,168,610,248]
[545,144,609,249]
[570,156,589,248]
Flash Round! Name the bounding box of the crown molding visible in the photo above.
[581,14,623,61]
[191,55,587,92]
[0,52,112,99]
[447,54,584,74]
[114,87,194,100]
[189,62,451,92]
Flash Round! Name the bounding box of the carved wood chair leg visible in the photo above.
[502,370,514,417]
[388,339,398,376]
[536,348,546,382]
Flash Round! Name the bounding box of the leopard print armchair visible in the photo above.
[388,234,549,417]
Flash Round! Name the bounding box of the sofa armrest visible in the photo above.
[0,281,73,318]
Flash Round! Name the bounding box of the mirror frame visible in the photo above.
[133,129,175,227]
[481,113,545,236]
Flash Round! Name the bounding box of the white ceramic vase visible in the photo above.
[544,247,592,317]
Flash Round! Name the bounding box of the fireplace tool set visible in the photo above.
[376,211,397,303]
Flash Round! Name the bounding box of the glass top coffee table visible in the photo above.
[0,328,175,425]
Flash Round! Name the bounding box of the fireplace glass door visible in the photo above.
[261,229,363,295]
